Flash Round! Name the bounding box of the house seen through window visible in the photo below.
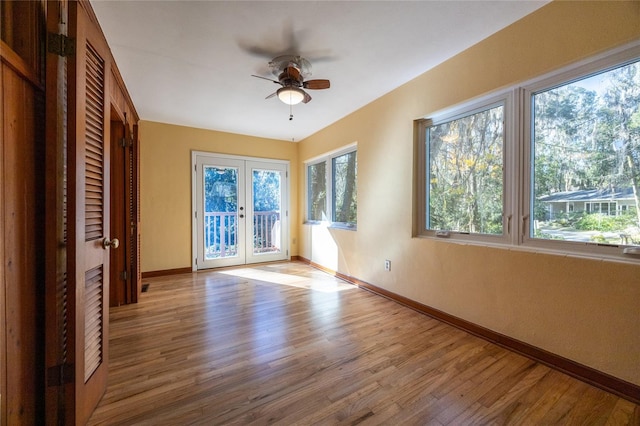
[532,59,640,246]
[417,43,640,259]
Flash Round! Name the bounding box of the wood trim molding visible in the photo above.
[295,256,640,405]
[0,40,40,88]
[142,267,192,279]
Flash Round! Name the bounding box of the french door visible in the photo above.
[193,152,289,270]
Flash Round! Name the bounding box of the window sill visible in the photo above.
[304,221,357,231]
[415,233,640,265]
[329,223,357,231]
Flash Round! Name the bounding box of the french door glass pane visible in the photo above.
[203,166,238,259]
[252,169,281,255]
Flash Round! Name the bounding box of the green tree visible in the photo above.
[429,105,503,234]
[333,152,357,224]
[308,162,326,221]
[601,63,640,225]
[204,167,237,212]
[532,59,640,229]
[252,170,280,212]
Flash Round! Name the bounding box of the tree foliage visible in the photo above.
[333,152,357,224]
[426,59,639,238]
[308,162,326,221]
[252,170,281,212]
[533,60,640,226]
[428,106,503,234]
[204,167,237,212]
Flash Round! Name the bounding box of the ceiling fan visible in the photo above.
[252,55,330,106]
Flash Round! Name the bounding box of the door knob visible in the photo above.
[102,237,120,250]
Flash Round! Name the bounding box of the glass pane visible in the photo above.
[532,59,640,246]
[252,169,281,255]
[203,166,238,259]
[427,105,504,234]
[308,162,327,221]
[332,152,357,225]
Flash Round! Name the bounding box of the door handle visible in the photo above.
[102,237,120,250]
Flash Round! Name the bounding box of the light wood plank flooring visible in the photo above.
[88,262,640,425]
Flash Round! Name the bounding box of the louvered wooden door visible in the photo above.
[68,2,112,423]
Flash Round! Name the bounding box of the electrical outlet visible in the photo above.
[384,260,391,271]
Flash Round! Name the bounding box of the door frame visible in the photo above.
[191,151,290,271]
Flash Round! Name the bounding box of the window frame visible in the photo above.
[305,143,358,229]
[520,41,640,260]
[415,40,640,263]
[416,91,516,246]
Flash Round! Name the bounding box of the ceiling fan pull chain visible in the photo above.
[289,103,294,121]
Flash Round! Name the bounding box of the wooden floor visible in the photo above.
[88,262,640,425]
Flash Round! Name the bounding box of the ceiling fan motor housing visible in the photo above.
[269,55,313,79]
[253,55,329,105]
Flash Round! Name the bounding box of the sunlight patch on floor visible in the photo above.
[218,268,355,293]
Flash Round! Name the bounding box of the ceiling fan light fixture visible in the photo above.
[277,87,305,105]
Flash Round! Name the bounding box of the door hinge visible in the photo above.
[47,32,75,57]
[47,363,74,386]
[121,270,128,281]
[121,137,127,148]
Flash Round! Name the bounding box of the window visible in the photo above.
[306,145,357,228]
[416,41,640,261]
[417,94,512,243]
[307,162,326,221]
[332,151,357,225]
[526,50,640,254]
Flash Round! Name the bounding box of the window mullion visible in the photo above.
[326,159,333,222]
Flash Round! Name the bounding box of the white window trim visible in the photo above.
[415,39,640,264]
[520,41,640,262]
[305,143,358,229]
[417,90,516,246]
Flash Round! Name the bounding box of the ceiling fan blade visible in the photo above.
[265,91,278,100]
[302,90,312,104]
[251,74,281,84]
[303,79,330,90]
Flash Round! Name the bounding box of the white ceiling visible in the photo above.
[92,1,548,142]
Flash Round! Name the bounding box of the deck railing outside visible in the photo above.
[204,211,280,259]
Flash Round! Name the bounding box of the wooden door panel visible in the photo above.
[44,1,70,423]
[69,2,111,423]
[45,0,139,422]
[132,124,141,301]
[2,56,39,425]
[110,118,126,307]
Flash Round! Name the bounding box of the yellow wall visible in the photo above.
[298,1,640,385]
[140,121,298,272]
[140,1,640,386]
